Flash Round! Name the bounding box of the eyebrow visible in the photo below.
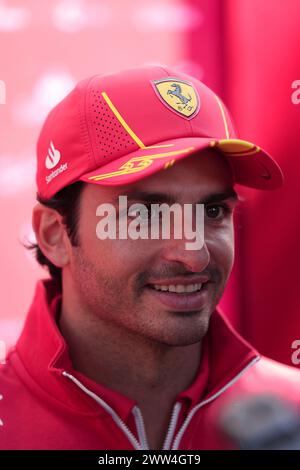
[112,188,240,205]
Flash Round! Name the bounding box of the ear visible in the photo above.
[32,203,71,268]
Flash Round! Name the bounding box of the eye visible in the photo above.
[205,204,231,221]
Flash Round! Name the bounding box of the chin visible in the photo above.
[155,317,210,347]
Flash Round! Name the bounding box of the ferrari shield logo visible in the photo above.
[152,78,200,119]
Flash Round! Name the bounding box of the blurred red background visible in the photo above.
[0,0,299,366]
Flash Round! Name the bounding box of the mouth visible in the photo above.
[149,283,203,294]
[145,280,211,311]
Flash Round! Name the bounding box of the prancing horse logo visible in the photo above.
[152,78,200,119]
[167,83,192,108]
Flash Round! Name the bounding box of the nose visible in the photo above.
[162,237,210,273]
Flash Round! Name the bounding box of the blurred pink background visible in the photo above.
[0,0,299,366]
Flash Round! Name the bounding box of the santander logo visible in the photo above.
[45,141,61,169]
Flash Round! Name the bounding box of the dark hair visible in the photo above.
[27,181,86,285]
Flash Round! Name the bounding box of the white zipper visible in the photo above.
[63,355,260,450]
[63,369,180,450]
[162,402,182,450]
[171,356,261,450]
[62,371,142,450]
[132,406,149,450]
[131,401,183,450]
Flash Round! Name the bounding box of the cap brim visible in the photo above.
[80,137,283,190]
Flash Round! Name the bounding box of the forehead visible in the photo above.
[83,148,234,204]
[141,148,233,192]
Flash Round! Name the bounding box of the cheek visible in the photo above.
[206,226,235,272]
[80,228,155,279]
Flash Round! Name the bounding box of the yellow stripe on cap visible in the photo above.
[88,147,195,181]
[102,92,175,151]
[214,95,230,139]
[102,91,146,149]
[164,159,176,169]
[213,139,261,156]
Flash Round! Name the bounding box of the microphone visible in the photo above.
[219,394,300,449]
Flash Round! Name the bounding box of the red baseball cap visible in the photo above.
[36,65,283,199]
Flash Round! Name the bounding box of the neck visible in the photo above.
[59,287,203,450]
[59,301,202,404]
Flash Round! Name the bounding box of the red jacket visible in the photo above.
[1,279,300,450]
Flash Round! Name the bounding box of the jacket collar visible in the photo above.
[14,279,260,420]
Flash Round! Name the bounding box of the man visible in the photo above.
[0,65,299,450]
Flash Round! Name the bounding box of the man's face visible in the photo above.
[67,149,238,346]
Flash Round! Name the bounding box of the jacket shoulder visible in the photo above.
[251,356,300,382]
[236,356,300,398]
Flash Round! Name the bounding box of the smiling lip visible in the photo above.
[146,275,210,286]
[145,280,210,311]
